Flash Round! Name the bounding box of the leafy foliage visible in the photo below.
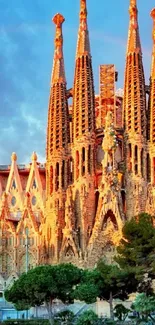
[74,261,138,320]
[96,260,138,301]
[55,310,74,324]
[75,310,99,325]
[114,303,130,321]
[116,213,155,271]
[132,293,155,323]
[116,213,155,294]
[5,264,82,325]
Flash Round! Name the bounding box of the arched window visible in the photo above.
[135,145,138,175]
[147,153,151,182]
[141,149,144,177]
[88,145,91,174]
[62,160,65,189]
[55,162,59,191]
[128,143,132,171]
[82,147,85,176]
[50,166,53,194]
[76,151,79,179]
[70,157,74,183]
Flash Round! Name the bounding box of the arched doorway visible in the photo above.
[102,210,118,230]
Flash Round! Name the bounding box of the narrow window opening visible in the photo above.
[55,162,59,191]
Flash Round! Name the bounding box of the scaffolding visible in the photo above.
[99,64,116,128]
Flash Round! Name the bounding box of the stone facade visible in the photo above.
[0,0,154,291]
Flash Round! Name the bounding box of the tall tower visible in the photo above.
[45,13,70,261]
[148,9,155,185]
[71,0,96,254]
[124,0,147,218]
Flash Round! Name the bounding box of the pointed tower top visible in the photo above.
[80,0,87,20]
[11,152,17,162]
[53,13,65,27]
[130,0,137,7]
[51,13,66,85]
[31,151,37,162]
[124,0,146,136]
[127,0,141,54]
[76,0,90,58]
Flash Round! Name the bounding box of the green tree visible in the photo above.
[74,261,138,320]
[5,263,82,325]
[115,213,155,292]
[114,303,130,322]
[132,293,155,324]
[55,310,74,324]
[96,260,138,320]
[75,310,99,325]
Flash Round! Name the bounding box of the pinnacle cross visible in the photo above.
[51,13,66,84]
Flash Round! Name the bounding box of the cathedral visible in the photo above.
[0,0,155,293]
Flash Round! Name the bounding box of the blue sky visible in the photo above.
[0,0,154,164]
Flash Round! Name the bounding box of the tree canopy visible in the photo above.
[132,293,155,323]
[5,263,82,325]
[115,213,155,293]
[73,260,138,319]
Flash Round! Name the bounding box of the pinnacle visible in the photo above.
[52,13,65,27]
[130,0,137,7]
[80,0,87,20]
[76,0,90,57]
[51,12,66,84]
[151,8,155,43]
[151,8,155,20]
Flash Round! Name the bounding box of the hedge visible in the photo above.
[2,320,50,325]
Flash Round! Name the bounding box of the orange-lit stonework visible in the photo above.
[0,0,154,290]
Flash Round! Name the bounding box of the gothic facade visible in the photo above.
[0,0,155,292]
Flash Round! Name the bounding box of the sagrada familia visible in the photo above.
[0,0,155,291]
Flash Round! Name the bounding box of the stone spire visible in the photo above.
[76,0,91,57]
[149,8,155,143]
[72,0,95,143]
[45,14,70,262]
[123,0,147,220]
[51,13,66,85]
[124,0,146,135]
[46,13,70,195]
[127,0,141,53]
[71,0,96,255]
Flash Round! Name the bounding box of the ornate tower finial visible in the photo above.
[31,152,37,162]
[130,0,137,7]
[11,152,17,162]
[76,0,90,57]
[80,0,87,20]
[51,13,66,85]
[127,0,140,54]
